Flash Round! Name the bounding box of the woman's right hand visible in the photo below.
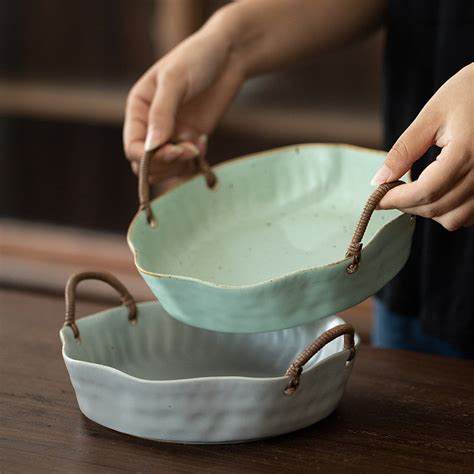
[123,10,245,183]
[124,0,386,183]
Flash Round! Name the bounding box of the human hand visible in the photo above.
[373,63,474,231]
[123,13,245,182]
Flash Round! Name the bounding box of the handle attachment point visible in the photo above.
[284,323,355,396]
[138,149,157,227]
[138,145,218,226]
[345,181,404,274]
[196,152,217,189]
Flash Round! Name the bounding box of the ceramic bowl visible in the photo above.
[61,271,359,444]
[128,144,415,333]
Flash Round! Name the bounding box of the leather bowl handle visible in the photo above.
[284,323,355,396]
[139,145,218,227]
[64,271,137,339]
[345,181,404,274]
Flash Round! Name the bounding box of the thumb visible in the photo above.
[144,71,187,152]
[371,109,437,185]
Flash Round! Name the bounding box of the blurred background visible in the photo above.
[1,0,384,337]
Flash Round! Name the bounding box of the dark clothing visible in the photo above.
[380,0,474,352]
[373,299,474,358]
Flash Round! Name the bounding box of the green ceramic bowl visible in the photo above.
[128,144,415,333]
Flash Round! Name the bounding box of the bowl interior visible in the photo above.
[62,302,357,381]
[129,145,403,286]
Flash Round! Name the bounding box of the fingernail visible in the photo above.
[197,134,208,155]
[163,145,183,162]
[144,127,163,152]
[370,165,392,186]
[198,134,208,146]
[184,142,200,157]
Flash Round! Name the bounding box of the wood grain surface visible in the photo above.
[1,288,473,473]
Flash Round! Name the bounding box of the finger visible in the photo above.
[147,159,196,183]
[151,142,198,162]
[179,142,201,160]
[371,107,438,185]
[129,142,199,178]
[394,170,474,218]
[433,197,474,231]
[378,143,470,209]
[175,128,208,160]
[124,73,155,161]
[196,133,208,158]
[176,128,200,143]
[132,153,204,184]
[132,159,191,182]
[175,127,207,150]
[130,144,185,176]
[124,119,146,162]
[152,143,185,162]
[145,68,187,152]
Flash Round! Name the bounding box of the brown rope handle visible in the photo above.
[284,323,355,396]
[345,181,404,274]
[64,271,137,339]
[139,145,218,227]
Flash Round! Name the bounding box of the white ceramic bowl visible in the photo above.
[61,272,360,444]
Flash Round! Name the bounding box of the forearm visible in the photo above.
[205,0,386,77]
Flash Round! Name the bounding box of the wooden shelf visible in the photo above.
[0,79,127,125]
[0,219,153,301]
[0,78,381,146]
[223,104,381,147]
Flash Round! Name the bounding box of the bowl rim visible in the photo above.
[60,306,360,385]
[127,142,411,289]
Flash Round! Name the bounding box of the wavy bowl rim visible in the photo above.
[60,307,360,385]
[127,143,413,290]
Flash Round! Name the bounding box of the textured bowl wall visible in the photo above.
[128,144,414,332]
[61,306,359,443]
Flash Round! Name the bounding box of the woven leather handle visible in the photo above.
[284,323,355,395]
[139,145,217,227]
[345,181,404,274]
[64,271,137,339]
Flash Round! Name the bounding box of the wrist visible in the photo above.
[204,2,261,79]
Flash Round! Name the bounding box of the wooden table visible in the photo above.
[1,287,473,473]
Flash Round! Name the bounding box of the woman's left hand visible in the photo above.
[373,63,474,231]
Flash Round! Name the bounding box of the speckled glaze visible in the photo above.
[128,144,415,333]
[60,301,359,444]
